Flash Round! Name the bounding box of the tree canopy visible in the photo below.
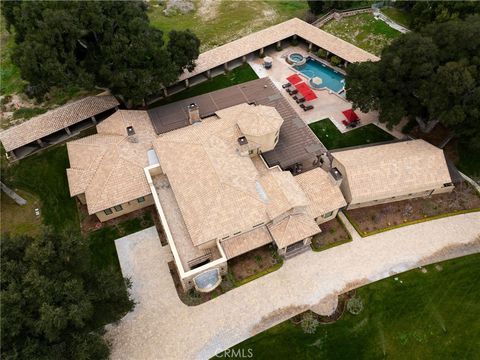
[307,1,365,15]
[1,232,133,359]
[395,1,480,30]
[345,15,480,148]
[1,0,200,105]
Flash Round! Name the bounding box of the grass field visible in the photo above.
[230,253,480,359]
[149,63,258,107]
[0,22,25,95]
[0,189,42,237]
[309,118,394,149]
[322,13,401,56]
[1,145,80,234]
[148,1,308,52]
[381,7,412,28]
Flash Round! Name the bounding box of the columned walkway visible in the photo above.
[106,212,480,360]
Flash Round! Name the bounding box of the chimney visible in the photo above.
[319,152,331,170]
[188,103,200,124]
[126,126,138,143]
[237,136,249,157]
[328,167,343,186]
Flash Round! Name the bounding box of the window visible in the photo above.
[253,222,264,228]
[233,231,241,236]
[137,196,145,203]
[322,211,334,219]
[104,208,113,215]
[114,205,123,212]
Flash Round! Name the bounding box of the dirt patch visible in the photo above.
[346,182,480,234]
[417,236,480,267]
[291,291,356,325]
[197,0,219,21]
[228,244,280,282]
[253,305,309,334]
[311,217,351,251]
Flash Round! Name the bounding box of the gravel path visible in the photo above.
[106,212,480,360]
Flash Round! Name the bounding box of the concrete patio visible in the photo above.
[106,212,480,360]
[248,46,380,134]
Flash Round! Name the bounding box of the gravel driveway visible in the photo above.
[106,212,480,360]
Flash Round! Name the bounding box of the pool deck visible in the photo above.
[248,46,382,135]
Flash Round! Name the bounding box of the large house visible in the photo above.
[144,102,346,291]
[1,19,456,294]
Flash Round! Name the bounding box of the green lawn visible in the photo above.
[381,7,412,29]
[1,145,80,234]
[230,253,480,359]
[309,118,394,149]
[149,63,258,107]
[0,22,25,95]
[148,1,308,51]
[322,13,401,56]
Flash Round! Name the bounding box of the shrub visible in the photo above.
[347,297,364,315]
[300,312,319,334]
[330,55,342,67]
[290,37,299,46]
[317,48,328,59]
[276,43,283,51]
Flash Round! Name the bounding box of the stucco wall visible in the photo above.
[315,208,339,225]
[245,130,279,153]
[95,194,154,222]
[346,189,448,210]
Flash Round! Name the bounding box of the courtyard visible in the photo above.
[248,45,381,133]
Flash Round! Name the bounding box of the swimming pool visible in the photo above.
[295,58,345,93]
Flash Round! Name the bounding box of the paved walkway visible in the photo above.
[106,213,480,360]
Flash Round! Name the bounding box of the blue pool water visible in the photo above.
[295,58,345,93]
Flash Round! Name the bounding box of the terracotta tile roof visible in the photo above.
[153,103,325,247]
[296,168,347,218]
[66,110,156,214]
[236,105,283,137]
[221,227,273,259]
[268,213,320,249]
[332,140,453,204]
[153,106,272,246]
[178,18,379,82]
[149,78,326,171]
[0,95,119,152]
[259,171,308,220]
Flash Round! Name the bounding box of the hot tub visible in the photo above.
[286,52,306,66]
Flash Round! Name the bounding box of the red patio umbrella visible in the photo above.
[294,82,318,101]
[286,74,302,84]
[342,109,359,122]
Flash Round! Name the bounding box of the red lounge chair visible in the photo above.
[286,74,302,85]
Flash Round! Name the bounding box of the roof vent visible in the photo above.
[237,136,248,146]
[329,167,343,186]
[127,126,135,136]
[188,103,200,124]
